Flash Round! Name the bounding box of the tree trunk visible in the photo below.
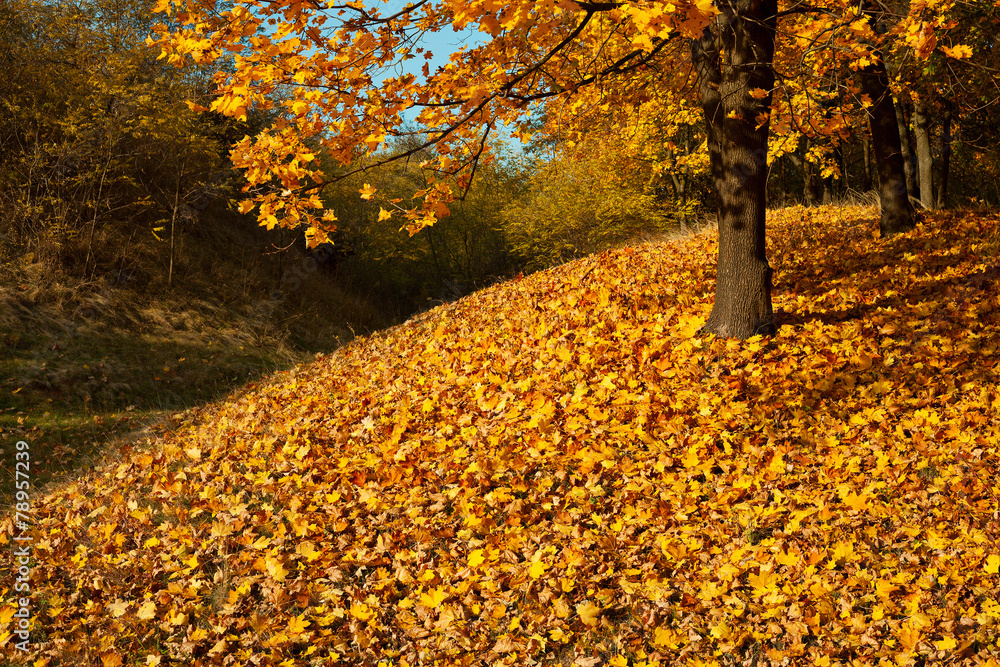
[913,98,935,210]
[836,144,847,196]
[169,184,179,287]
[861,133,873,192]
[692,0,777,339]
[857,4,915,236]
[780,155,788,207]
[803,148,821,206]
[936,100,952,210]
[894,96,918,201]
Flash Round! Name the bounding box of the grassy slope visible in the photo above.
[0,214,391,503]
[2,205,1000,666]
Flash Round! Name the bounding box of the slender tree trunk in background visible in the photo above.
[169,187,179,287]
[894,97,918,201]
[937,100,953,210]
[858,2,915,236]
[780,155,788,207]
[692,0,777,339]
[913,98,935,210]
[670,171,685,201]
[803,149,821,206]
[84,152,111,278]
[861,133,873,191]
[682,135,693,205]
[837,145,847,196]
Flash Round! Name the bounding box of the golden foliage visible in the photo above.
[146,0,989,240]
[501,152,681,270]
[4,206,1000,666]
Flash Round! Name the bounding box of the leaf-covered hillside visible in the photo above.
[3,206,1000,666]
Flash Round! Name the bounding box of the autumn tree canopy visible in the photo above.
[153,0,985,337]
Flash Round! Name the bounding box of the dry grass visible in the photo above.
[0,206,393,505]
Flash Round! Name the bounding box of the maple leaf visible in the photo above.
[135,601,156,620]
[468,549,486,568]
[874,579,898,599]
[984,554,1000,574]
[576,601,601,626]
[420,587,448,608]
[296,541,321,561]
[899,623,921,650]
[942,44,972,59]
[107,600,129,618]
[350,601,374,621]
[287,614,310,635]
[529,558,548,579]
[936,636,957,651]
[265,555,288,582]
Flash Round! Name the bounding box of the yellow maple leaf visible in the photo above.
[653,626,680,648]
[576,600,601,626]
[136,601,157,621]
[748,568,778,595]
[107,600,129,618]
[265,555,287,582]
[842,491,868,512]
[529,559,548,579]
[774,549,799,567]
[874,579,898,599]
[936,636,957,651]
[420,587,447,608]
[985,554,1000,574]
[296,541,321,561]
[350,601,373,621]
[749,87,769,99]
[899,623,921,650]
[829,541,855,565]
[359,184,376,200]
[468,549,486,568]
[378,207,393,222]
[288,614,311,635]
[942,44,972,59]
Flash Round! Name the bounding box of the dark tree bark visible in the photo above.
[858,2,915,236]
[692,0,777,339]
[779,154,788,207]
[913,98,935,210]
[937,100,953,210]
[894,96,919,201]
[861,133,873,192]
[803,147,821,206]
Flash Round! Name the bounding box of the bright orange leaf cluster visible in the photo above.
[3,206,1000,666]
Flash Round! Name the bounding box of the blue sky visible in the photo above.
[371,0,525,149]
